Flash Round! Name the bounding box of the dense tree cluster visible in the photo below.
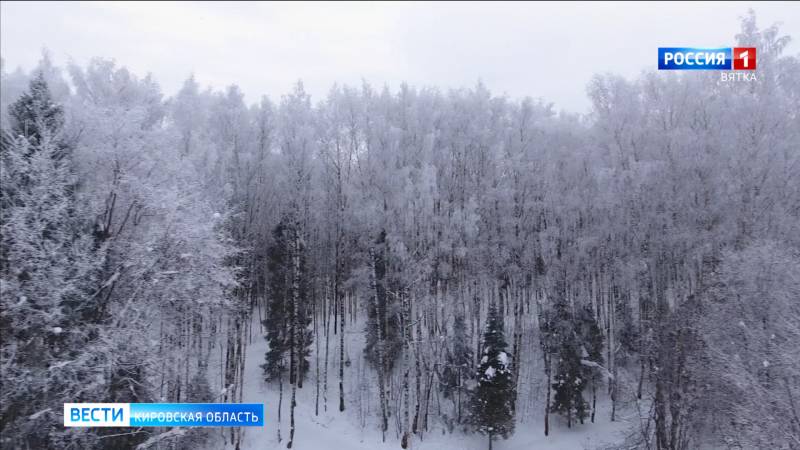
[471,304,515,449]
[1,12,798,450]
[1,59,239,449]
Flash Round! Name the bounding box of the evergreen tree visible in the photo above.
[551,339,589,427]
[5,71,65,150]
[364,229,403,371]
[576,305,604,366]
[262,213,312,384]
[549,299,589,427]
[1,72,69,210]
[263,218,291,382]
[615,294,639,365]
[0,76,105,448]
[471,304,515,450]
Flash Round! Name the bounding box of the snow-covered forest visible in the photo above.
[1,10,799,450]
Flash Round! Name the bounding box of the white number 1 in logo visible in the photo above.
[740,51,749,68]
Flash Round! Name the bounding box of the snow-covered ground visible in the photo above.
[203,317,631,450]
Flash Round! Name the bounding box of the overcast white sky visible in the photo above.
[1,1,799,113]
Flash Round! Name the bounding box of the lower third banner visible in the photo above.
[63,403,264,427]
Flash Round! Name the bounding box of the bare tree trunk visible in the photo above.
[654,377,668,450]
[339,289,345,412]
[591,379,597,423]
[315,295,320,416]
[638,346,646,400]
[423,370,434,434]
[324,280,330,412]
[609,283,617,421]
[413,308,422,435]
[235,316,247,450]
[369,247,388,441]
[568,397,572,428]
[336,210,346,413]
[544,352,551,436]
[289,371,297,448]
[277,370,283,443]
[288,232,301,449]
[401,290,411,449]
[511,288,523,414]
[334,288,338,336]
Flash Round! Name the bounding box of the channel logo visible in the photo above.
[732,47,756,70]
[63,403,265,427]
[658,47,756,70]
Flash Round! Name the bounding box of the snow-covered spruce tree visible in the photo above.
[364,229,403,372]
[0,75,106,449]
[263,212,312,385]
[551,337,589,428]
[549,296,589,428]
[471,303,515,450]
[263,216,292,382]
[615,294,639,366]
[4,72,66,151]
